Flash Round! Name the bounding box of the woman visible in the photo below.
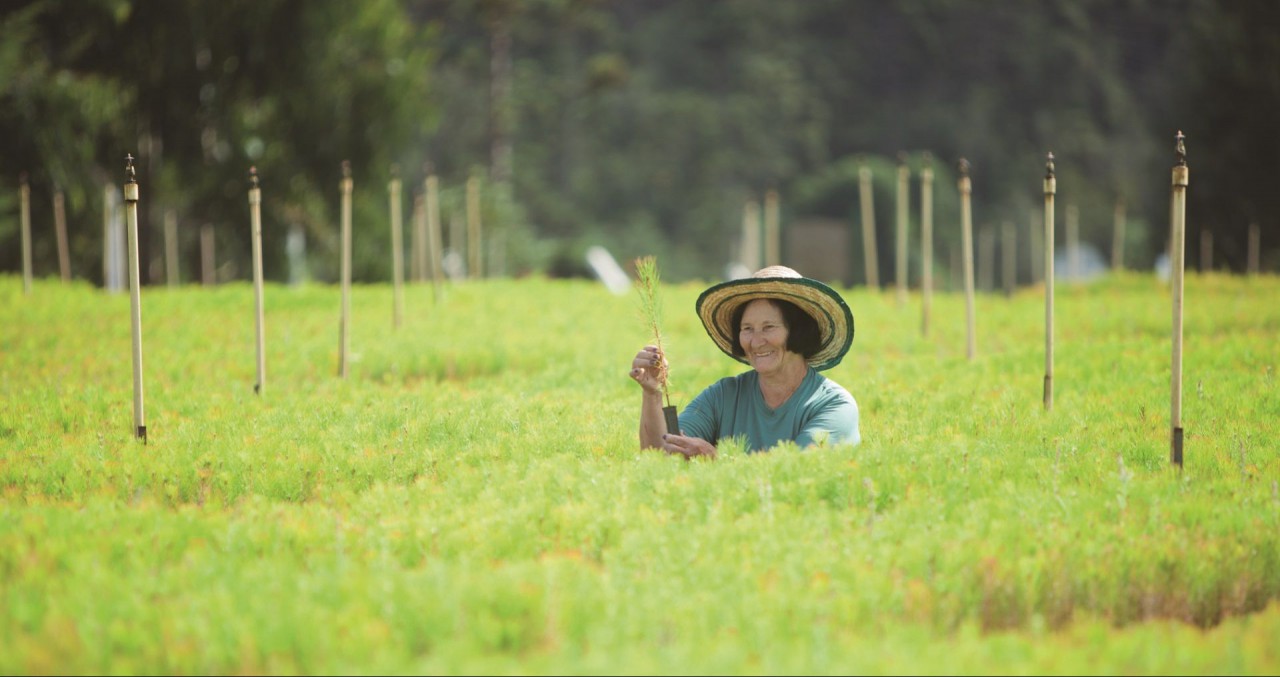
[630,266,860,458]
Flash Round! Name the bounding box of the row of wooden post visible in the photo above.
[813,139,1192,467]
[345,163,469,376]
[0,135,1212,470]
[1043,133,1189,468]
[94,156,481,444]
[942,139,1192,468]
[17,174,71,293]
[15,170,487,295]
[847,157,1264,304]
[11,160,1264,298]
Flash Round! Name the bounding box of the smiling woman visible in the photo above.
[629,266,860,458]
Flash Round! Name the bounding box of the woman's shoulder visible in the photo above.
[808,369,856,404]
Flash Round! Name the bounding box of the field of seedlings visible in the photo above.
[2,272,1278,674]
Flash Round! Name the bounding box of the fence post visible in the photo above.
[920,153,934,337]
[338,161,353,379]
[426,171,445,301]
[896,153,909,306]
[389,165,404,328]
[1043,153,1056,411]
[859,162,880,289]
[741,199,761,272]
[124,155,147,441]
[1170,132,1189,468]
[54,185,71,282]
[249,167,266,394]
[959,159,976,360]
[20,173,32,293]
[466,171,482,279]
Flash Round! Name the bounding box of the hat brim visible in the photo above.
[696,276,854,371]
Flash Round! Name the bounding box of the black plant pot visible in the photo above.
[662,405,679,436]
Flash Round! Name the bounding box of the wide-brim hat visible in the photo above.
[696,266,854,371]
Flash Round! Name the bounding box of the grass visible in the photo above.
[1,271,1278,674]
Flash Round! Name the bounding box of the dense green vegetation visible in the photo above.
[2,272,1277,673]
[3,0,1280,284]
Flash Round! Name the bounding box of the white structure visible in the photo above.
[584,245,631,295]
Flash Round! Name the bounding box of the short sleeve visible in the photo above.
[677,380,722,444]
[795,387,859,448]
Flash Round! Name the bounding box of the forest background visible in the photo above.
[1,0,1277,284]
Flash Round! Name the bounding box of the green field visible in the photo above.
[2,272,1278,674]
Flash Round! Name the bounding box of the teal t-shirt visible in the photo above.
[677,367,860,453]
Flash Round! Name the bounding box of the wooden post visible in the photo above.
[417,167,432,283]
[1044,153,1056,411]
[1002,220,1016,298]
[1066,203,1080,282]
[1170,131,1189,468]
[959,159,976,360]
[123,155,146,442]
[426,172,445,301]
[450,200,465,268]
[1029,208,1043,284]
[388,165,404,328]
[53,186,71,282]
[950,245,961,293]
[1112,200,1126,272]
[978,225,994,293]
[858,163,880,289]
[466,172,482,279]
[164,209,178,287]
[408,193,422,283]
[1248,222,1260,276]
[19,173,32,293]
[1167,190,1175,289]
[920,153,934,337]
[249,167,266,395]
[411,193,425,283]
[896,154,909,306]
[103,185,112,290]
[1200,229,1213,273]
[338,161,353,379]
[764,188,781,266]
[200,224,215,286]
[741,199,761,271]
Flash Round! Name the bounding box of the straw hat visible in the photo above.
[696,266,854,371]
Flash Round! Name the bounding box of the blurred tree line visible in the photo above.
[1,0,1277,285]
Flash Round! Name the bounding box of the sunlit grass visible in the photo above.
[1,272,1278,674]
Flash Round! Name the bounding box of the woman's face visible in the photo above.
[738,299,797,374]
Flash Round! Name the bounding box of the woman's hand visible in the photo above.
[629,345,667,395]
[661,433,717,460]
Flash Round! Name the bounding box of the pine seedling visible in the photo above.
[634,256,672,409]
